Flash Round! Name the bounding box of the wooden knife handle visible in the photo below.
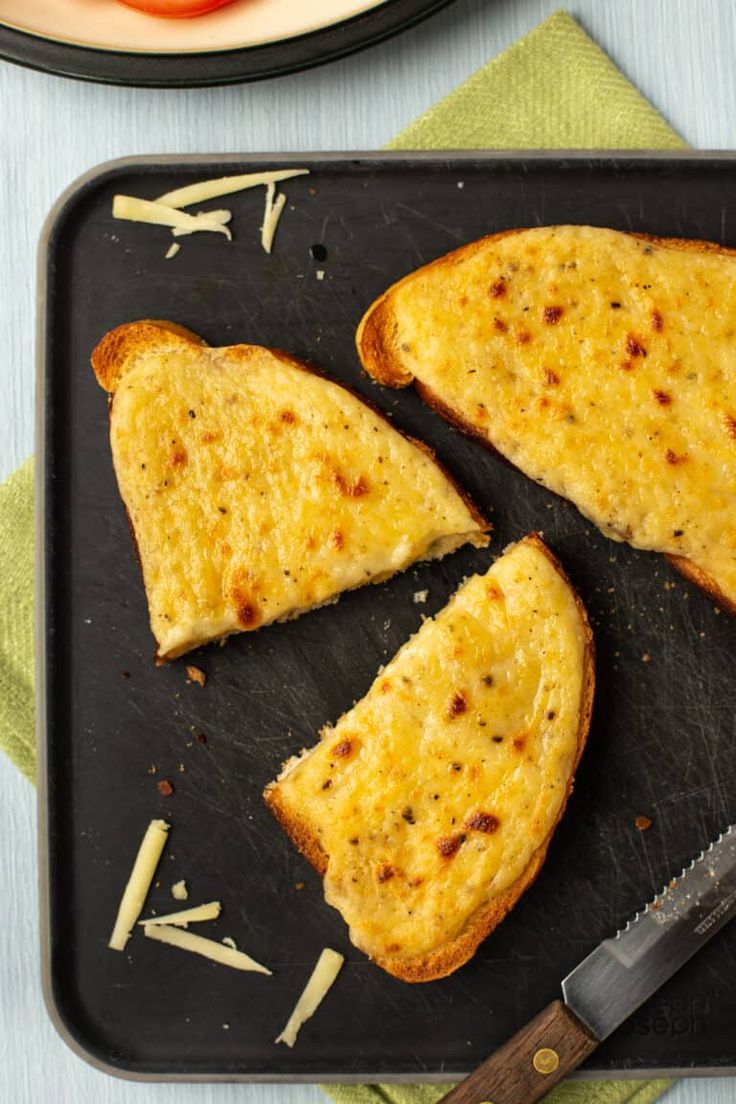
[438,1000,599,1104]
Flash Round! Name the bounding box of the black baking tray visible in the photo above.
[37,152,736,1082]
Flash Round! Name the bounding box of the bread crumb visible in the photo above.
[413,590,428,604]
[295,882,305,891]
[635,815,653,831]
[157,779,174,796]
[641,654,651,663]
[222,937,237,950]
[186,665,207,687]
[165,242,180,260]
[222,1023,230,1030]
[316,270,325,281]
[456,181,465,189]
[171,879,188,900]
[148,764,157,775]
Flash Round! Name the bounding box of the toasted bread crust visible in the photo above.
[91,320,206,393]
[665,554,736,617]
[264,533,594,983]
[357,227,736,615]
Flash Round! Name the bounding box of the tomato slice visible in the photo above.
[116,0,236,17]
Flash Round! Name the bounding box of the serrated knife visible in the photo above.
[438,825,736,1104]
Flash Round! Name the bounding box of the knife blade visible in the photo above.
[437,824,736,1104]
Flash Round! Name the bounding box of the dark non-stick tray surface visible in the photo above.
[38,153,736,1081]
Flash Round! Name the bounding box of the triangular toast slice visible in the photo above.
[357,225,736,613]
[265,534,594,982]
[91,321,488,661]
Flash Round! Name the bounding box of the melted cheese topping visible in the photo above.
[110,343,486,659]
[273,539,587,964]
[375,225,736,606]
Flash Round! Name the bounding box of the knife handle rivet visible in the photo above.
[532,1047,559,1075]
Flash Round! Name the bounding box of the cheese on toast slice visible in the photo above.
[357,225,736,613]
[265,535,594,982]
[91,321,488,661]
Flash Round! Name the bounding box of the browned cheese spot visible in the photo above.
[331,528,345,550]
[651,310,664,332]
[332,739,353,758]
[513,735,526,752]
[625,334,647,358]
[494,318,509,333]
[486,582,503,600]
[169,446,187,467]
[516,330,532,345]
[376,864,394,883]
[489,280,507,299]
[465,811,500,833]
[236,602,260,627]
[725,413,736,439]
[653,389,672,405]
[448,690,468,718]
[666,449,687,465]
[436,834,465,859]
[279,409,297,424]
[335,472,370,497]
[200,431,219,444]
[379,679,392,694]
[321,779,332,791]
[384,942,402,953]
[543,368,560,386]
[543,306,564,325]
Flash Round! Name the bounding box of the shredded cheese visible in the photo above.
[143,924,272,974]
[155,169,308,210]
[112,195,231,239]
[275,948,344,1047]
[108,819,170,951]
[139,901,221,928]
[171,209,232,239]
[261,185,287,255]
[171,879,189,900]
[164,243,180,260]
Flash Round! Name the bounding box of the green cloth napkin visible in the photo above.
[0,9,682,1102]
[0,457,35,783]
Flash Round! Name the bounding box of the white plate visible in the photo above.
[0,0,388,54]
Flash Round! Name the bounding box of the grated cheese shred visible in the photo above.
[275,948,344,1047]
[143,923,272,974]
[108,819,170,951]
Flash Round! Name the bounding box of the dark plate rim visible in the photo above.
[36,149,736,1083]
[1,0,455,87]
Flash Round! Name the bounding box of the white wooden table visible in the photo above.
[1,1,735,1101]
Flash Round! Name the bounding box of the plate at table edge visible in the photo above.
[0,0,456,86]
